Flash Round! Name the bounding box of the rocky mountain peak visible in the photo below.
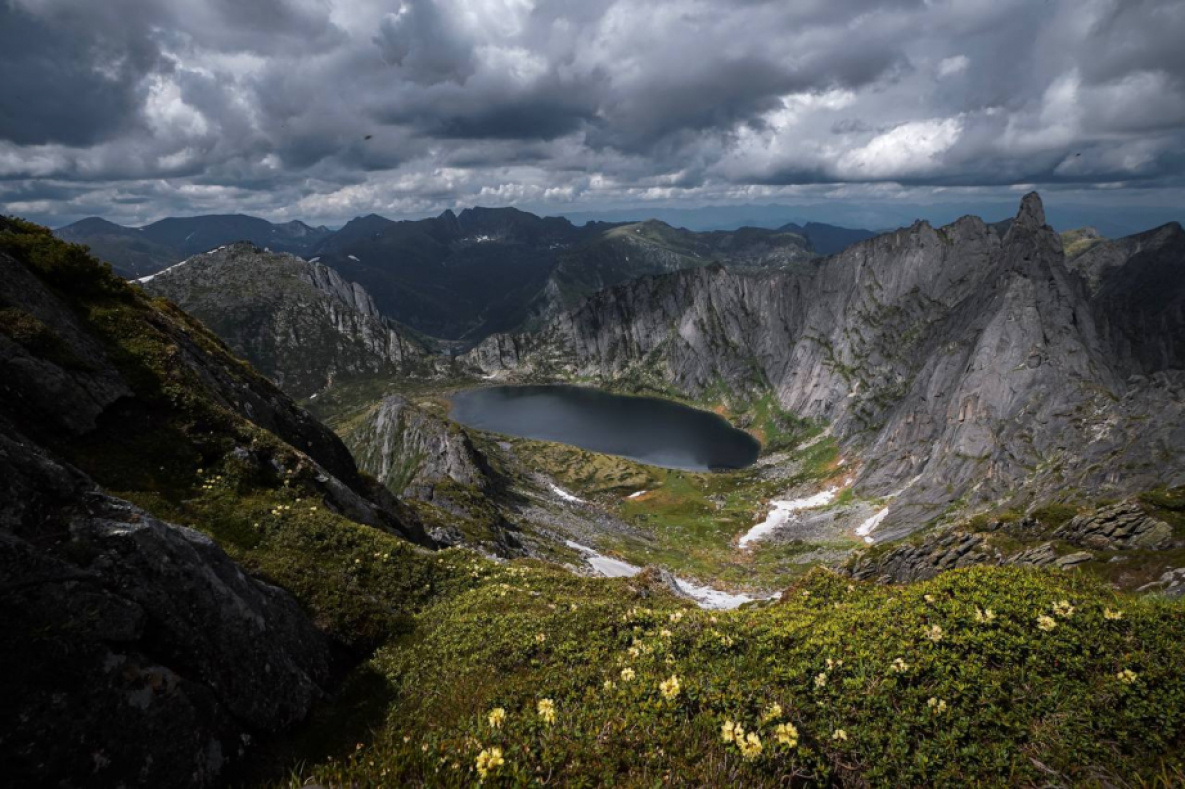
[1013,191,1047,231]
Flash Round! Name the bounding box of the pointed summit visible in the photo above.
[1014,191,1047,230]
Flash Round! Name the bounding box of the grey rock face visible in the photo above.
[846,532,1001,583]
[466,194,1185,537]
[1138,568,1185,598]
[1054,502,1174,550]
[0,425,332,787]
[342,394,490,500]
[141,243,448,399]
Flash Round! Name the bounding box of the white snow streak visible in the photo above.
[549,483,584,503]
[738,488,837,548]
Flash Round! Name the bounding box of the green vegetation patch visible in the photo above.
[288,566,1185,787]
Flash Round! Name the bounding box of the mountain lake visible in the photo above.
[449,384,760,472]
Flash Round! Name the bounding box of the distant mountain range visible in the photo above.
[59,207,863,342]
[55,215,332,278]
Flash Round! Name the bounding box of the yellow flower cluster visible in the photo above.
[537,698,556,724]
[1104,607,1124,621]
[832,729,848,742]
[814,672,828,689]
[761,703,782,724]
[890,657,909,673]
[535,633,547,644]
[620,667,636,682]
[659,674,681,700]
[1117,668,1138,684]
[774,722,799,748]
[475,747,504,780]
[1037,614,1057,632]
[669,611,684,623]
[738,732,763,760]
[927,697,948,715]
[1052,600,1075,618]
[487,708,506,729]
[926,624,944,643]
[974,607,996,623]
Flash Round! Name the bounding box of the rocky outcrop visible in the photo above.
[1138,568,1185,598]
[141,243,449,399]
[1053,502,1174,550]
[0,423,332,787]
[466,195,1185,540]
[342,394,491,500]
[846,532,1001,583]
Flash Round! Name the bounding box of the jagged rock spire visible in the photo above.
[1014,191,1046,230]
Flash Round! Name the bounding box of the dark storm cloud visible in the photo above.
[0,3,162,146]
[0,0,1183,226]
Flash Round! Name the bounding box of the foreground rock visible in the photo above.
[0,425,333,786]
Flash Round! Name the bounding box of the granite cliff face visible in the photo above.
[140,243,446,399]
[467,195,1185,539]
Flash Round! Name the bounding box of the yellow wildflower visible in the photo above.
[669,611,683,623]
[603,679,615,691]
[1037,614,1057,632]
[1053,600,1075,618]
[832,729,848,742]
[974,607,996,623]
[537,698,556,724]
[927,697,948,715]
[660,628,673,638]
[891,657,909,673]
[1117,668,1138,684]
[774,722,799,748]
[924,594,935,603]
[814,672,828,689]
[721,720,738,743]
[535,633,547,644]
[659,674,681,700]
[1104,608,1124,621]
[926,624,944,643]
[761,702,783,723]
[475,747,504,780]
[487,708,506,729]
[620,667,636,682]
[739,732,763,761]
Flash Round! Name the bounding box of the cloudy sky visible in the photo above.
[2,0,1183,229]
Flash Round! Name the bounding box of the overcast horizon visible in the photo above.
[3,0,1184,233]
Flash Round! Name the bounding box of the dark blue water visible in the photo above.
[449,385,760,471]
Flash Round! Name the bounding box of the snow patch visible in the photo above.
[673,577,756,610]
[549,483,584,504]
[564,541,764,610]
[308,256,321,263]
[347,254,360,261]
[565,541,640,578]
[627,490,648,499]
[856,507,889,543]
[738,488,837,548]
[135,257,194,284]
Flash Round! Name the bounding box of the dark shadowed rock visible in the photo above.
[0,425,332,787]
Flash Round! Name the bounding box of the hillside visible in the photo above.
[138,243,449,398]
